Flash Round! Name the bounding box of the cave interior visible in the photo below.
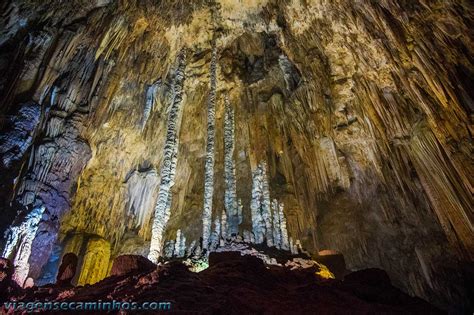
[0,0,473,313]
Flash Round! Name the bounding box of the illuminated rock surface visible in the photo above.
[0,0,473,312]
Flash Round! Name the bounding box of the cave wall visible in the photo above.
[0,0,472,311]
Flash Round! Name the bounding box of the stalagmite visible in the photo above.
[223,95,239,236]
[2,205,45,286]
[243,230,252,243]
[174,230,182,257]
[238,199,243,225]
[148,50,187,264]
[272,199,281,249]
[279,203,289,250]
[187,240,197,257]
[201,40,218,251]
[209,216,221,251]
[289,238,298,255]
[179,232,186,257]
[250,161,273,246]
[250,166,264,244]
[271,199,290,250]
[164,241,175,258]
[174,229,186,258]
[221,210,228,240]
[261,163,273,247]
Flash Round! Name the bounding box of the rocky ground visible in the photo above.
[1,252,442,314]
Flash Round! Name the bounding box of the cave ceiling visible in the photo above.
[0,0,472,311]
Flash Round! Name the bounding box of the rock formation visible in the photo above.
[3,251,444,314]
[109,254,155,277]
[148,50,187,263]
[202,40,218,252]
[0,0,472,312]
[223,94,240,236]
[55,253,78,287]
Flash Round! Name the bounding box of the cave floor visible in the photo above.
[5,252,442,314]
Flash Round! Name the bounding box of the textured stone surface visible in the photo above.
[6,252,442,314]
[0,257,21,301]
[0,0,472,312]
[0,258,14,289]
[110,255,156,277]
[56,253,77,286]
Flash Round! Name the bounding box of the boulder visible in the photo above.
[316,253,347,279]
[209,251,242,266]
[110,255,156,277]
[344,268,392,287]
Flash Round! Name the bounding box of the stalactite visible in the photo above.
[278,54,300,92]
[223,95,239,236]
[125,168,159,237]
[148,50,187,264]
[175,230,182,257]
[31,144,56,185]
[2,205,45,286]
[201,40,218,251]
[141,80,161,131]
[409,126,474,258]
[0,102,41,168]
[4,76,92,279]
[46,116,64,138]
[50,86,59,107]
[95,16,128,60]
